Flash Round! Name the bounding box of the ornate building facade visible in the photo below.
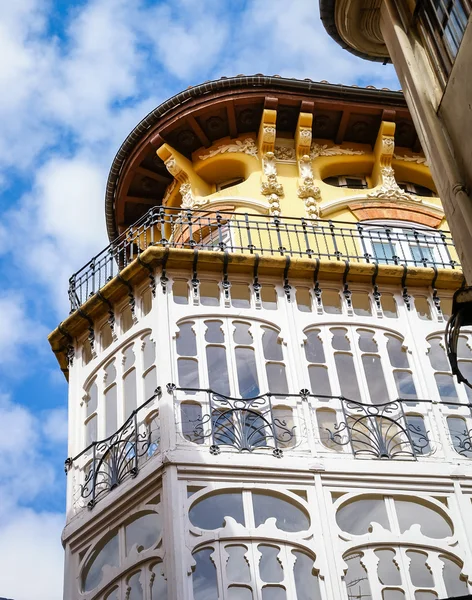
[50,76,472,600]
[319,0,472,284]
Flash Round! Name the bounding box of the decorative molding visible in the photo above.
[179,182,209,210]
[261,152,283,216]
[274,145,296,162]
[197,138,258,161]
[297,155,321,219]
[368,166,417,202]
[309,142,365,159]
[393,153,429,166]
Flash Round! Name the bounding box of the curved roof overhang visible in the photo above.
[106,74,416,242]
[319,0,390,63]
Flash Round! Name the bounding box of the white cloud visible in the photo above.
[0,394,64,600]
[42,407,68,445]
[0,294,47,369]
[0,509,63,600]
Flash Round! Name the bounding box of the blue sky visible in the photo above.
[0,1,399,598]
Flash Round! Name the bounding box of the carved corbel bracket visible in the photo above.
[368,121,416,203]
[295,111,313,159]
[157,143,211,210]
[297,155,321,219]
[258,108,277,156]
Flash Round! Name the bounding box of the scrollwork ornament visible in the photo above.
[198,137,258,160]
[368,166,418,202]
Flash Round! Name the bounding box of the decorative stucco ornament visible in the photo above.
[198,138,258,160]
[179,183,209,210]
[393,153,429,166]
[297,155,321,219]
[309,142,365,159]
[261,152,284,216]
[164,157,180,177]
[368,166,418,202]
[274,146,297,161]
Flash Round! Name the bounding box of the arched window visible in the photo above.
[189,488,318,600]
[336,494,468,600]
[80,507,165,598]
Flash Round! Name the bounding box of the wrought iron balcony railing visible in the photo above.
[69,206,458,310]
[66,384,472,510]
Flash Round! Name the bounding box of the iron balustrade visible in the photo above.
[65,384,472,509]
[65,387,162,509]
[68,206,458,311]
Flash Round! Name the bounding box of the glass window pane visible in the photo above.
[358,330,377,353]
[143,335,156,370]
[293,551,321,600]
[410,245,435,265]
[192,548,218,600]
[86,415,97,446]
[458,336,472,358]
[178,358,200,389]
[233,322,253,345]
[441,297,452,321]
[344,553,372,600]
[261,286,277,310]
[447,416,472,457]
[394,371,417,399]
[235,347,260,398]
[331,328,350,350]
[262,328,283,361]
[427,338,449,371]
[125,513,161,555]
[323,290,342,314]
[308,365,332,396]
[232,284,251,308]
[123,344,135,371]
[372,241,396,264]
[336,498,389,534]
[273,406,295,448]
[376,549,402,585]
[381,294,398,318]
[105,385,117,437]
[297,288,312,312]
[181,402,204,444]
[352,293,372,316]
[141,287,152,315]
[201,282,220,306]
[212,409,236,446]
[259,545,283,583]
[386,335,409,368]
[206,346,230,396]
[266,363,288,395]
[176,322,197,356]
[395,499,452,538]
[226,546,251,583]
[261,587,285,600]
[229,587,253,600]
[105,360,116,385]
[83,339,93,365]
[124,368,137,419]
[101,322,113,350]
[252,492,310,532]
[144,366,157,401]
[205,321,224,343]
[304,330,325,363]
[440,556,468,597]
[86,381,98,416]
[189,493,245,529]
[407,551,434,587]
[435,373,458,403]
[151,563,167,600]
[335,354,361,401]
[382,590,405,600]
[415,296,432,320]
[406,415,430,454]
[173,279,188,304]
[362,355,389,404]
[317,408,339,451]
[121,305,133,333]
[82,534,119,592]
